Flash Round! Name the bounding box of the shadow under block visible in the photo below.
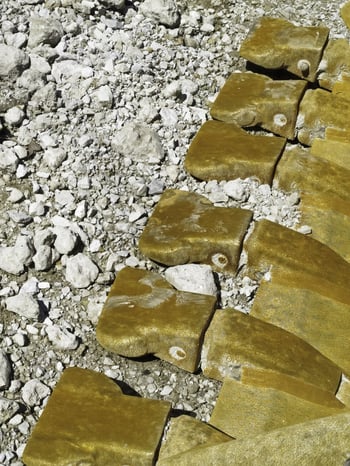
[159,412,350,465]
[210,72,307,139]
[311,127,350,170]
[274,145,350,261]
[22,367,171,466]
[318,38,350,90]
[158,415,233,461]
[245,219,350,375]
[138,189,253,273]
[184,120,286,184]
[297,88,350,145]
[209,377,346,439]
[96,267,216,372]
[239,17,329,82]
[201,308,341,393]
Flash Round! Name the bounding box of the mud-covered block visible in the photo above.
[22,367,171,466]
[160,412,350,465]
[139,189,253,273]
[311,127,350,170]
[274,145,350,261]
[96,267,216,372]
[341,2,350,30]
[318,39,350,90]
[158,415,233,461]
[245,219,350,375]
[297,88,350,145]
[210,72,307,139]
[184,120,286,184]
[201,308,341,393]
[240,17,329,82]
[210,377,346,439]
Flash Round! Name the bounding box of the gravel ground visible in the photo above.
[0,0,348,464]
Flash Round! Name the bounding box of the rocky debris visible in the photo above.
[21,379,51,407]
[28,16,64,49]
[0,235,34,275]
[164,264,217,296]
[65,253,99,288]
[45,324,79,350]
[5,292,41,320]
[0,351,12,390]
[139,0,181,28]
[0,44,29,80]
[0,397,20,423]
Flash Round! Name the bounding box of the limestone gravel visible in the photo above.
[0,0,348,464]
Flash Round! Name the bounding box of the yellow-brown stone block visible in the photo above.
[201,308,341,393]
[297,88,350,145]
[96,267,216,372]
[210,377,346,439]
[210,72,307,139]
[311,127,350,170]
[158,415,233,461]
[245,220,350,374]
[318,38,350,90]
[341,2,350,30]
[22,367,171,466]
[138,189,253,273]
[274,145,350,261]
[184,120,286,184]
[239,17,329,82]
[159,412,350,465]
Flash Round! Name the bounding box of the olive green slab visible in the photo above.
[311,127,350,170]
[239,17,329,82]
[245,220,350,374]
[158,415,233,461]
[158,412,350,465]
[241,367,345,409]
[297,88,350,145]
[274,145,350,261]
[318,39,350,90]
[184,120,286,184]
[341,2,350,30]
[22,367,171,466]
[332,71,350,97]
[209,377,346,439]
[201,308,341,393]
[96,267,216,372]
[138,189,253,273]
[210,72,307,139]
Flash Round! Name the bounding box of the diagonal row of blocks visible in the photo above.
[23,13,350,466]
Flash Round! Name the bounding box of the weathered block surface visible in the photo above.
[201,308,341,393]
[297,88,350,145]
[341,2,350,31]
[318,38,350,90]
[274,145,350,261]
[96,267,216,372]
[22,367,171,466]
[158,415,233,461]
[184,120,286,184]
[245,219,350,375]
[139,189,253,273]
[210,377,346,439]
[311,127,350,170]
[158,412,350,465]
[239,17,329,82]
[210,72,307,139]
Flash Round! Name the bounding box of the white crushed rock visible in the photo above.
[165,264,217,296]
[5,292,41,320]
[0,351,12,390]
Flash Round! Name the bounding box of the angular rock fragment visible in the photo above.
[297,88,350,145]
[159,412,350,465]
[201,308,341,393]
[240,17,329,82]
[96,267,216,372]
[274,145,350,261]
[28,16,64,49]
[210,72,307,139]
[318,39,350,90]
[245,219,350,375]
[0,44,29,80]
[210,377,346,439]
[185,120,286,184]
[22,367,171,466]
[158,415,233,461]
[139,189,253,273]
[164,264,217,296]
[139,0,181,28]
[310,127,350,170]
